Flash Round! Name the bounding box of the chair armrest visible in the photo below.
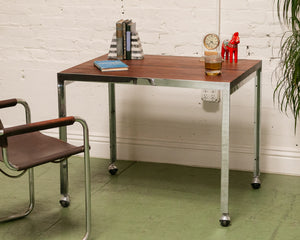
[0,98,18,109]
[0,98,31,124]
[0,116,76,147]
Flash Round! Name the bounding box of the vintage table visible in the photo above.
[57,54,262,226]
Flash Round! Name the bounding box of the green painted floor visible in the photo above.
[0,157,300,240]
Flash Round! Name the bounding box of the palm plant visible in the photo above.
[274,0,300,129]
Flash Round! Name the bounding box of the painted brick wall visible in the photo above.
[1,0,299,175]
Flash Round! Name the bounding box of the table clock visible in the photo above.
[203,33,220,51]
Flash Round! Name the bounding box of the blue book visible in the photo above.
[94,60,128,72]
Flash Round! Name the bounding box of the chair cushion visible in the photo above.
[0,132,84,170]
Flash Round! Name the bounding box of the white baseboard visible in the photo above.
[45,131,300,176]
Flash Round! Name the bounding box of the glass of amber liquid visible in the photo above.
[205,54,222,76]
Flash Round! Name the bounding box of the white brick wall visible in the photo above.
[1,0,299,175]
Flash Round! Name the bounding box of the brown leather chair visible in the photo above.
[0,98,91,240]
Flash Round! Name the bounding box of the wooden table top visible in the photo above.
[58,54,262,87]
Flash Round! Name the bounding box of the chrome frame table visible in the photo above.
[57,54,262,226]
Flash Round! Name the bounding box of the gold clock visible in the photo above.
[203,33,220,50]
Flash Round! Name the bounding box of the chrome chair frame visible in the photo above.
[0,98,91,240]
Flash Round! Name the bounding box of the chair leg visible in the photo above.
[82,147,91,240]
[75,117,91,240]
[0,168,35,222]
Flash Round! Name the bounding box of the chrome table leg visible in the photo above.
[57,78,70,206]
[108,83,118,175]
[252,68,262,189]
[220,86,231,227]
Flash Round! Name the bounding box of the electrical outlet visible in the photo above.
[201,89,220,102]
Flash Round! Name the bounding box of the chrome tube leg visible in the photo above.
[75,118,91,240]
[252,68,262,189]
[58,78,70,206]
[83,143,91,240]
[27,168,35,215]
[108,83,118,175]
[219,86,231,227]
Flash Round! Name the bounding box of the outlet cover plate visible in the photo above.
[201,89,220,102]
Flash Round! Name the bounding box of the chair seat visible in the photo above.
[0,132,84,171]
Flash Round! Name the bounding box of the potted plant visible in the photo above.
[274,0,300,129]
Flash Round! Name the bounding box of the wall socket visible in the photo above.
[201,89,220,102]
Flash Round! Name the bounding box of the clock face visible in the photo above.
[203,34,220,50]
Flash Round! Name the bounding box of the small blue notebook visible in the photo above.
[94,60,128,72]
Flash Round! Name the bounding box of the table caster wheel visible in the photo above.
[251,182,261,189]
[220,219,231,227]
[251,176,261,189]
[59,195,70,208]
[219,213,231,227]
[108,163,118,175]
